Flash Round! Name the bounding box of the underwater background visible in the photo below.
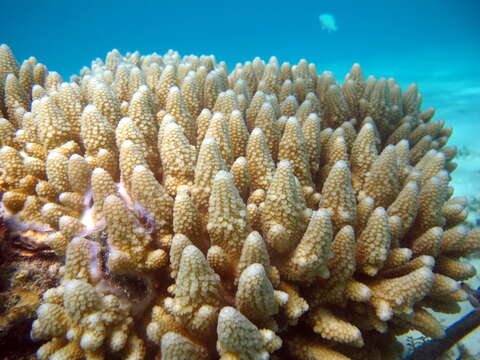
[1,0,479,358]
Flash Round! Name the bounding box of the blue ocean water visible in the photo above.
[2,0,478,81]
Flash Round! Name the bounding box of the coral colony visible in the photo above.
[0,43,479,359]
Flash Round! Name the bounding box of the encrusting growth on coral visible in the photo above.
[1,44,479,359]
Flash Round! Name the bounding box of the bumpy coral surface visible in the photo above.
[0,43,479,359]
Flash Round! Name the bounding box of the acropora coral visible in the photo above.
[0,43,479,359]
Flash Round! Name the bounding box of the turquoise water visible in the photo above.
[2,0,478,81]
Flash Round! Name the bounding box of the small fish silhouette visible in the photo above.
[319,13,338,33]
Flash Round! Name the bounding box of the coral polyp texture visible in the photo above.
[0,43,479,360]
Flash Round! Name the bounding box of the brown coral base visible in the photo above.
[0,216,61,359]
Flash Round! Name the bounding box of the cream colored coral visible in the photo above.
[288,337,351,360]
[62,237,101,284]
[67,154,91,194]
[278,117,312,187]
[165,86,196,145]
[164,245,222,335]
[131,165,174,236]
[356,207,391,276]
[246,128,275,192]
[369,267,434,320]
[46,151,70,194]
[118,139,148,195]
[159,122,196,196]
[0,146,26,190]
[207,170,250,257]
[80,104,116,156]
[36,96,74,150]
[281,209,333,282]
[310,307,364,347]
[1,46,478,360]
[161,332,208,360]
[236,231,278,286]
[172,187,201,239]
[216,306,282,360]
[103,194,167,274]
[260,160,309,253]
[31,239,139,360]
[192,136,227,211]
[319,160,357,230]
[235,263,287,329]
